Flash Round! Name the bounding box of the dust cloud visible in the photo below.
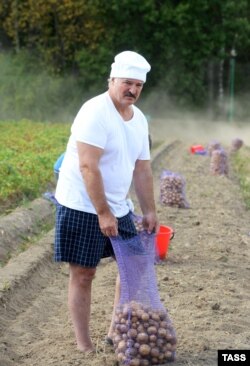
[140,91,250,147]
[149,117,250,147]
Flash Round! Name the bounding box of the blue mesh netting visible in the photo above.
[110,232,177,365]
[130,212,162,264]
[111,231,161,308]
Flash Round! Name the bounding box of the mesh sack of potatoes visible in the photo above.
[130,212,144,233]
[230,138,243,153]
[110,232,177,366]
[130,212,165,264]
[160,170,190,208]
[210,148,229,175]
[207,140,222,156]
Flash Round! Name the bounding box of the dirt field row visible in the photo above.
[0,137,250,366]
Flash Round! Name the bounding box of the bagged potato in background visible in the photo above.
[230,138,243,153]
[207,140,222,156]
[160,170,190,208]
[110,232,177,365]
[210,149,229,176]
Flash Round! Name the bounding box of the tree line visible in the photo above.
[0,0,250,116]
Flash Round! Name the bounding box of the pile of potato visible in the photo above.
[230,138,243,153]
[112,301,177,365]
[207,140,222,156]
[160,171,189,208]
[210,149,229,175]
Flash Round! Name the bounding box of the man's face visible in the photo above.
[109,78,144,107]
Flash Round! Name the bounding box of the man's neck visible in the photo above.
[109,93,134,121]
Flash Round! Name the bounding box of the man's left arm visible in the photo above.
[133,159,159,233]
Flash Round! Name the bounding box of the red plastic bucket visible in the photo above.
[156,225,174,260]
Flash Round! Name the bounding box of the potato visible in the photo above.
[120,324,128,333]
[117,352,125,362]
[117,340,126,352]
[127,328,137,338]
[129,359,140,366]
[158,327,167,338]
[149,334,157,343]
[112,300,177,366]
[113,334,121,344]
[166,342,173,350]
[151,313,160,322]
[122,333,128,341]
[137,324,145,333]
[137,332,149,343]
[125,347,137,357]
[141,312,149,322]
[131,316,138,323]
[151,357,159,364]
[150,347,160,358]
[139,344,151,356]
[165,350,174,360]
[147,326,157,335]
[139,360,150,366]
[160,320,168,328]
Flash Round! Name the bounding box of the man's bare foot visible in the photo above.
[77,343,95,353]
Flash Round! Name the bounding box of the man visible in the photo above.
[54,50,158,352]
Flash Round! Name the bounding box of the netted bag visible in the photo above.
[230,138,243,153]
[160,170,189,208]
[110,233,177,365]
[210,149,229,175]
[130,213,162,264]
[130,213,144,233]
[207,140,222,156]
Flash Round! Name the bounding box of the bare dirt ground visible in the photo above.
[0,119,250,366]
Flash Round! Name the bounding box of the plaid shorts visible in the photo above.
[54,204,137,267]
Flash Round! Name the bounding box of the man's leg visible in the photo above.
[68,263,96,352]
[107,273,120,339]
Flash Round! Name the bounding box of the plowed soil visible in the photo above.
[0,120,250,366]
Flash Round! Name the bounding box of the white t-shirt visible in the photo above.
[55,91,150,217]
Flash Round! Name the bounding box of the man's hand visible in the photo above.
[142,212,159,234]
[98,212,118,237]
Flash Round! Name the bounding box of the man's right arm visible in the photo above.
[77,141,118,237]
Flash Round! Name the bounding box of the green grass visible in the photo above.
[0,119,70,214]
[0,120,250,215]
[231,146,250,209]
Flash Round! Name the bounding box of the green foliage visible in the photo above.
[0,51,85,122]
[0,119,70,212]
[231,146,250,209]
[75,46,113,92]
[0,0,250,110]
